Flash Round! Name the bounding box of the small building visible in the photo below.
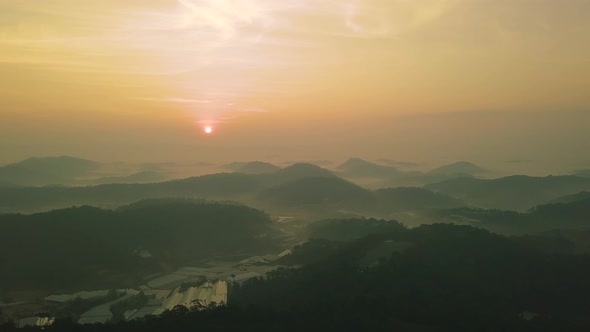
[19,316,55,328]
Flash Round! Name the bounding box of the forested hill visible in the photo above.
[0,199,280,292]
[0,163,338,212]
[426,175,590,211]
[425,195,590,234]
[5,223,590,331]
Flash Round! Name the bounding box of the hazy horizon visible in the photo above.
[2,110,589,177]
[4,2,590,328]
[2,0,590,175]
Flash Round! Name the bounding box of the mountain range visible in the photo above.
[426,175,590,211]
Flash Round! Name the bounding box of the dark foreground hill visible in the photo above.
[0,199,281,292]
[7,223,590,331]
[306,218,406,241]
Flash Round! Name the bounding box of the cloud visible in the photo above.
[175,0,274,39]
[2,0,589,121]
[138,97,213,104]
[0,1,459,72]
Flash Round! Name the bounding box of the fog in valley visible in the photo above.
[2,1,590,331]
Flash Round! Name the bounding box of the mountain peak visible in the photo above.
[337,158,400,177]
[224,161,281,174]
[429,161,486,176]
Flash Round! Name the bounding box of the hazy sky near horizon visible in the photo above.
[1,0,590,172]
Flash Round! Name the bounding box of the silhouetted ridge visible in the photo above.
[275,163,336,180]
[572,169,590,178]
[9,156,100,174]
[224,161,282,174]
[426,195,590,234]
[375,187,464,210]
[337,157,401,177]
[94,170,166,184]
[259,176,373,209]
[549,191,590,204]
[116,197,229,211]
[528,196,590,224]
[0,156,100,186]
[428,160,486,176]
[426,175,590,211]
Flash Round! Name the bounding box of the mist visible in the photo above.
[2,1,590,331]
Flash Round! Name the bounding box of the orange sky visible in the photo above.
[1,0,590,172]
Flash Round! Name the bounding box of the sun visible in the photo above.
[204,126,213,134]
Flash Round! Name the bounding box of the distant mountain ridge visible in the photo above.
[426,175,590,211]
[224,161,282,174]
[428,161,487,176]
[273,163,336,181]
[428,195,590,234]
[94,170,166,184]
[337,158,402,177]
[0,156,100,186]
[375,187,464,211]
[259,176,375,212]
[572,169,590,178]
[0,162,474,218]
[0,163,337,213]
[336,158,486,188]
[548,191,590,204]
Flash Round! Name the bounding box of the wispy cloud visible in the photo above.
[137,96,267,125]
[3,0,587,124]
[0,1,459,73]
[138,97,213,104]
